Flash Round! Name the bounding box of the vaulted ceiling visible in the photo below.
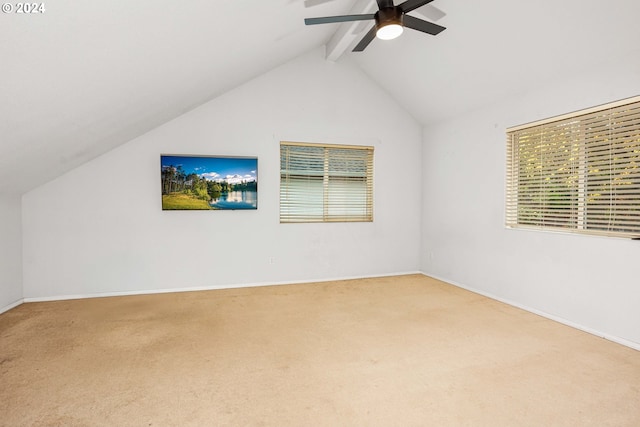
[2,0,639,194]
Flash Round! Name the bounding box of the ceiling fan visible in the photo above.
[304,0,446,52]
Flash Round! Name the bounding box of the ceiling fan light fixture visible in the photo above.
[375,7,404,41]
[376,22,403,40]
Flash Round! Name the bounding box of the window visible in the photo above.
[280,142,373,223]
[506,96,640,238]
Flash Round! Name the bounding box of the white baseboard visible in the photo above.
[0,298,24,315]
[420,271,640,352]
[22,271,423,303]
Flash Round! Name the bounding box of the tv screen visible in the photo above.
[161,155,258,210]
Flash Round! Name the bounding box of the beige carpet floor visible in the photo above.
[1,274,639,426]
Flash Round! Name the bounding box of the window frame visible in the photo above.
[506,96,640,239]
[280,141,374,223]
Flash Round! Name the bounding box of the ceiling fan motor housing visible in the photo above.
[375,6,404,29]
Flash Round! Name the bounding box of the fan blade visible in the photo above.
[403,14,446,35]
[352,25,377,52]
[398,0,434,13]
[305,14,375,25]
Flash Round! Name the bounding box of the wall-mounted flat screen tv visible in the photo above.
[161,154,258,210]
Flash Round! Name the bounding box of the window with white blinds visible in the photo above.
[280,142,374,223]
[506,96,640,238]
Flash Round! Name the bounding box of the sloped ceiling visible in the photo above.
[2,0,640,194]
[0,0,355,194]
[351,0,640,126]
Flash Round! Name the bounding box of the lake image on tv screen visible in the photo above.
[161,155,257,210]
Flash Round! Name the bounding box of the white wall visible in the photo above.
[22,48,423,299]
[421,54,640,348]
[0,194,22,312]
